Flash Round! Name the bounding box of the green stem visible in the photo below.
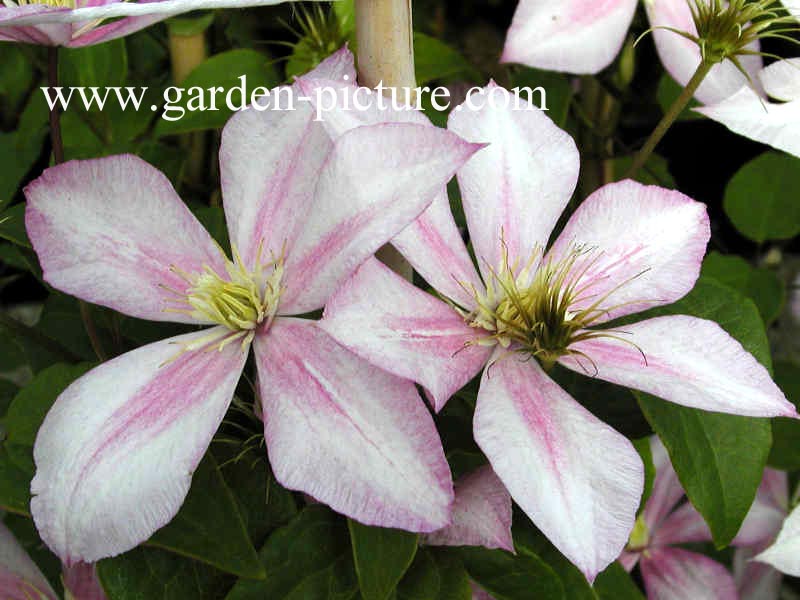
[47,46,108,362]
[625,59,714,179]
[0,312,81,363]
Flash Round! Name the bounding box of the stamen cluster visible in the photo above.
[6,0,77,8]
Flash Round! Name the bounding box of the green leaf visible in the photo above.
[701,252,785,324]
[148,454,264,579]
[0,203,31,248]
[98,546,231,600]
[397,548,471,600]
[611,153,675,188]
[60,39,129,87]
[594,563,645,600]
[155,49,279,136]
[460,546,564,600]
[414,33,480,85]
[724,152,800,242]
[768,361,800,470]
[631,277,773,547]
[1,363,92,514]
[632,437,655,515]
[225,506,359,600]
[348,520,419,600]
[167,12,215,37]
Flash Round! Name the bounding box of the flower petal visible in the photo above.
[547,180,709,323]
[320,258,491,412]
[25,155,226,324]
[696,87,800,159]
[755,504,800,576]
[560,315,797,418]
[0,5,71,44]
[254,318,454,532]
[63,562,107,600]
[31,328,247,563]
[640,547,738,600]
[448,83,580,282]
[0,521,57,600]
[734,547,782,600]
[500,0,638,74]
[474,348,643,581]
[645,0,763,105]
[393,191,485,309]
[733,468,789,548]
[642,436,685,533]
[67,13,171,47]
[759,58,800,102]
[423,465,513,552]
[280,123,482,314]
[219,85,333,269]
[653,501,712,546]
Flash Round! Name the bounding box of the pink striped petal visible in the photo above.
[280,123,482,314]
[0,522,57,600]
[448,83,580,283]
[735,547,782,600]
[320,258,491,412]
[31,328,247,563]
[393,191,485,310]
[642,437,685,534]
[66,13,169,47]
[253,318,454,532]
[474,348,643,581]
[696,87,800,159]
[640,547,738,600]
[25,155,226,324]
[560,315,796,418]
[296,76,483,307]
[653,501,712,546]
[424,465,513,551]
[547,180,709,323]
[733,468,789,548]
[63,562,107,600]
[645,0,763,105]
[755,504,800,576]
[0,6,71,44]
[219,88,333,270]
[759,58,800,102]
[500,0,638,74]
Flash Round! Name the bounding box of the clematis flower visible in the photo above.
[23,52,481,565]
[315,79,796,580]
[620,438,736,600]
[0,0,318,47]
[0,521,57,600]
[63,562,108,599]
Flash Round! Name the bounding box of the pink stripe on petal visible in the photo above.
[254,318,454,532]
[733,468,789,548]
[320,258,490,412]
[653,501,712,547]
[63,562,107,600]
[0,522,57,600]
[31,328,247,563]
[561,316,796,418]
[474,349,643,581]
[547,180,710,323]
[641,547,738,600]
[280,123,482,314]
[448,83,580,284]
[424,465,513,551]
[501,0,638,74]
[24,155,226,324]
[642,437,685,534]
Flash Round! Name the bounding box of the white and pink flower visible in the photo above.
[23,52,482,565]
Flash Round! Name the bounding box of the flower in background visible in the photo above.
[733,469,800,599]
[621,438,737,600]
[63,562,108,600]
[23,52,481,565]
[311,74,796,580]
[0,0,319,47]
[0,521,57,600]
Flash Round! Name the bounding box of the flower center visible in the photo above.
[163,244,284,351]
[462,242,644,371]
[626,515,650,553]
